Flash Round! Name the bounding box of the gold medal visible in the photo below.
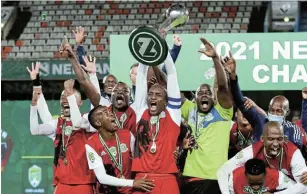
[64,158,68,166]
[150,142,157,154]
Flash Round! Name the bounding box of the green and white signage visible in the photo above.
[2,59,110,80]
[110,33,307,91]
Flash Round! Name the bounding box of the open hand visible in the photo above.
[59,36,74,58]
[182,131,195,150]
[221,51,236,78]
[198,37,217,58]
[72,26,87,45]
[64,79,75,96]
[149,76,158,86]
[173,35,182,46]
[81,55,96,74]
[26,62,40,80]
[133,174,155,192]
[173,146,179,160]
[300,171,307,184]
[244,97,256,110]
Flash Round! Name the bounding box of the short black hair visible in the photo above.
[88,105,104,129]
[130,63,138,70]
[245,158,266,176]
[149,83,168,101]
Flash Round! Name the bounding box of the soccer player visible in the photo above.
[227,54,304,149]
[131,50,181,194]
[85,105,155,193]
[79,56,137,135]
[29,64,96,193]
[229,109,254,158]
[217,121,307,194]
[229,158,301,194]
[180,38,233,194]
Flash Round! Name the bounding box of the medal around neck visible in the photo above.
[64,126,73,136]
[150,142,157,154]
[128,4,189,66]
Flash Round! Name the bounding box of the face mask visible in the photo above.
[268,113,284,123]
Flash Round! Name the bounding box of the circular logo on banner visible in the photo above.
[128,26,168,66]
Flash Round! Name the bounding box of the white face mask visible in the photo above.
[267,113,284,124]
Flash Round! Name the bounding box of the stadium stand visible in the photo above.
[1,1,263,60]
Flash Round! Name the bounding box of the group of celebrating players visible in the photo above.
[29,26,307,194]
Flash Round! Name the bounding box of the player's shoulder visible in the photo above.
[117,129,131,136]
[284,120,300,129]
[285,141,299,152]
[233,166,245,175]
[86,132,99,145]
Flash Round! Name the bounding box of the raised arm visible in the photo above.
[170,35,182,62]
[30,90,56,138]
[60,37,101,107]
[135,63,149,122]
[73,26,88,66]
[36,91,53,123]
[243,97,267,117]
[229,75,266,142]
[217,145,253,194]
[199,38,232,109]
[81,55,103,109]
[161,35,182,74]
[63,79,90,131]
[302,88,307,132]
[164,51,181,126]
[26,62,53,123]
[67,94,90,130]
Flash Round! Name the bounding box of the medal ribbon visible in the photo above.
[264,147,284,170]
[99,133,123,176]
[61,119,72,157]
[195,110,206,138]
[150,116,160,142]
[245,186,264,194]
[237,130,252,147]
[112,108,125,129]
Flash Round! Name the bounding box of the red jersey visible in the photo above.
[86,130,132,194]
[54,117,95,185]
[132,109,180,174]
[108,105,137,136]
[232,167,291,194]
[252,141,298,179]
[230,122,253,152]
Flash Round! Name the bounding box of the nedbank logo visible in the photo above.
[28,165,41,188]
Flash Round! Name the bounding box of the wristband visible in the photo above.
[32,74,41,86]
